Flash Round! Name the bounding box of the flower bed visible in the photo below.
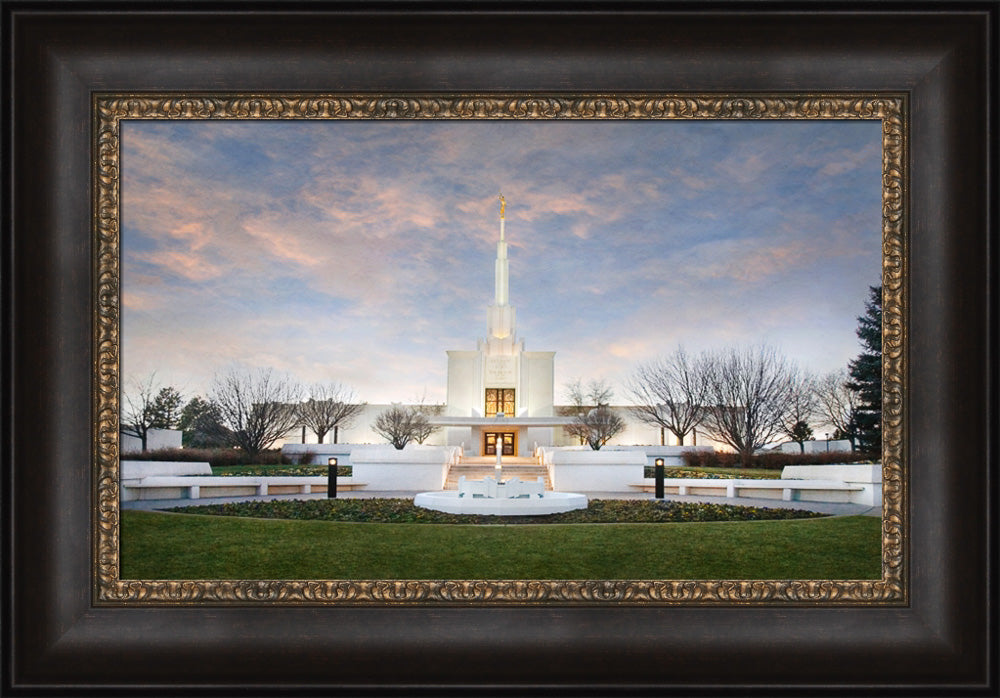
[210,464,351,477]
[167,498,824,524]
[642,467,774,479]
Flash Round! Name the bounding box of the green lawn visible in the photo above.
[121,510,881,580]
[211,463,350,477]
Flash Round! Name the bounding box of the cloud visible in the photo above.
[120,119,883,401]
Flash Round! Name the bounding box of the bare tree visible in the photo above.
[121,375,159,452]
[779,370,819,453]
[121,375,183,451]
[373,404,428,450]
[699,344,798,468]
[560,378,615,445]
[209,367,302,459]
[565,377,613,409]
[410,394,444,445]
[297,382,365,444]
[627,347,707,445]
[576,406,627,450]
[815,369,861,451]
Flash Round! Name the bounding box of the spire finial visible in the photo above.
[498,192,506,220]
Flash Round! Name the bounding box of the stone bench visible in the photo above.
[629,478,865,503]
[121,476,366,501]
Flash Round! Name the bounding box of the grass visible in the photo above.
[121,510,882,580]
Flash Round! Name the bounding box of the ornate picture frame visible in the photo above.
[96,93,906,606]
[6,4,992,693]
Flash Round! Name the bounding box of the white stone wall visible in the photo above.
[350,445,459,491]
[778,439,853,454]
[287,402,731,455]
[539,447,646,492]
[445,426,475,451]
[289,404,448,447]
[781,463,883,506]
[551,406,731,451]
[120,428,183,453]
[281,443,357,465]
[521,351,555,417]
[445,351,481,417]
[121,460,213,478]
[602,444,715,467]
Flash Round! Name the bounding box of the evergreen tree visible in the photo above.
[177,396,228,448]
[847,285,882,454]
[121,376,182,451]
[789,420,814,454]
[150,386,184,429]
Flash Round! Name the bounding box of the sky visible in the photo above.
[120,118,882,405]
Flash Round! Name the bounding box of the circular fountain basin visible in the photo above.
[414,491,588,516]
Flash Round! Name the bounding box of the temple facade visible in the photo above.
[286,195,708,452]
[438,195,568,456]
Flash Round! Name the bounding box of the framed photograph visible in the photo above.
[5,3,994,694]
[101,94,900,602]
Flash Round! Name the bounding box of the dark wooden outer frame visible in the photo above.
[4,4,994,694]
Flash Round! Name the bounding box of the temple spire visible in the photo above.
[486,194,515,342]
[495,193,509,307]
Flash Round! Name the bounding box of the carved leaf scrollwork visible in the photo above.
[94,93,906,605]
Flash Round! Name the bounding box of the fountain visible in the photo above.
[413,451,588,515]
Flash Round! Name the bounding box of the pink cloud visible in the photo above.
[241,217,324,270]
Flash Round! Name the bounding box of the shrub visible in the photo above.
[680,449,876,470]
[121,447,292,468]
[295,449,317,466]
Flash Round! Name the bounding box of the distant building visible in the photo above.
[121,427,182,453]
[776,439,852,455]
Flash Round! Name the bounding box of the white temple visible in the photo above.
[438,194,568,456]
[284,194,702,451]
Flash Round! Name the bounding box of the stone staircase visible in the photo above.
[444,455,552,491]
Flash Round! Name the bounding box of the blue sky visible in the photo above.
[120,118,882,404]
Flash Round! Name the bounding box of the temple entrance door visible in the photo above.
[483,432,515,456]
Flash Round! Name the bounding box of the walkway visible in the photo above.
[121,490,881,517]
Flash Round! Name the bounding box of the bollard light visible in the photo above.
[327,457,338,499]
[654,458,665,499]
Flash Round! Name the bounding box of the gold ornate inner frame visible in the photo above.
[93,93,906,605]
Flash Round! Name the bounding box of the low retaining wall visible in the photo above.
[538,447,646,492]
[620,444,714,467]
[121,460,212,478]
[350,446,460,491]
[281,443,358,465]
[781,463,882,506]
